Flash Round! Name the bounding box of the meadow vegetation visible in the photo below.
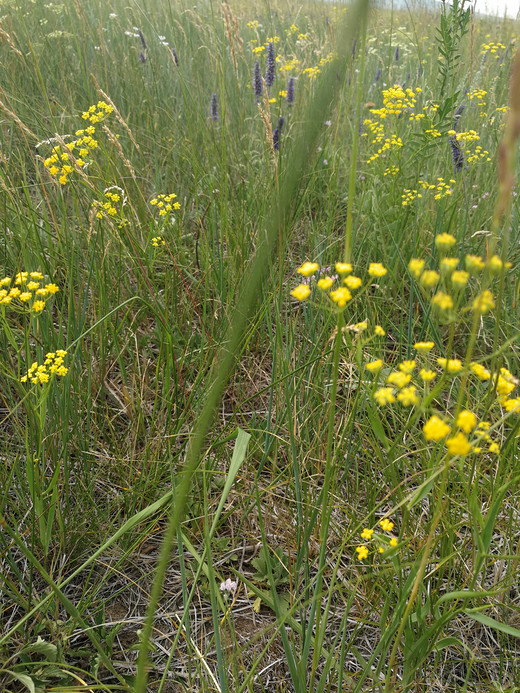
[0,0,520,690]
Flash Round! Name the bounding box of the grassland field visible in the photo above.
[0,0,520,691]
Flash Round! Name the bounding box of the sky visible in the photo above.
[471,0,520,18]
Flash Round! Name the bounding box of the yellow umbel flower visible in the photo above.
[423,415,451,441]
[472,290,495,314]
[445,432,471,456]
[356,545,369,560]
[368,262,387,277]
[437,358,463,373]
[374,387,396,405]
[329,287,352,307]
[291,284,311,301]
[456,410,477,433]
[366,359,383,372]
[414,341,434,353]
[435,232,456,250]
[397,385,419,406]
[317,277,334,290]
[335,262,352,274]
[297,262,319,277]
[408,258,425,278]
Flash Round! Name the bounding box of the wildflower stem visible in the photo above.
[309,311,344,688]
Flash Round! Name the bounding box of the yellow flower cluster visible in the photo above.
[151,236,165,247]
[362,118,385,144]
[92,187,127,226]
[279,57,301,72]
[369,84,420,117]
[20,350,68,384]
[408,235,510,322]
[150,193,181,217]
[481,41,505,55]
[43,127,98,185]
[291,260,387,310]
[81,100,113,125]
[302,66,320,79]
[0,272,59,312]
[369,341,515,455]
[367,134,403,164]
[356,518,399,561]
[402,178,454,206]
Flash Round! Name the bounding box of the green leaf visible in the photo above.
[366,406,388,450]
[6,671,36,693]
[437,589,498,606]
[21,636,58,662]
[464,610,520,638]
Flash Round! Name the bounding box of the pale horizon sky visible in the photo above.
[471,0,520,18]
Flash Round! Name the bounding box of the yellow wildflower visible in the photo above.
[445,432,471,456]
[387,371,411,388]
[368,262,387,277]
[437,357,463,373]
[366,359,383,372]
[423,415,451,441]
[374,387,396,405]
[435,232,456,250]
[344,275,362,290]
[317,277,334,290]
[419,368,436,381]
[335,262,352,274]
[414,341,434,353]
[297,262,319,277]
[420,270,440,288]
[379,518,394,532]
[451,270,469,288]
[399,360,415,374]
[329,287,352,307]
[356,545,369,560]
[408,258,425,278]
[291,284,311,301]
[397,385,419,406]
[431,292,454,311]
[472,290,495,314]
[456,410,477,433]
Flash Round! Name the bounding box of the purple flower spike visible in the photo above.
[286,76,295,106]
[254,60,263,102]
[449,136,464,172]
[265,41,276,87]
[210,92,218,121]
[273,116,284,151]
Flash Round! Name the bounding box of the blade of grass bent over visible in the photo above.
[134,3,370,689]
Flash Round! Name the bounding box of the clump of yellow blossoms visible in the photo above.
[43,127,99,185]
[151,236,165,247]
[42,102,114,185]
[365,236,516,459]
[407,234,510,323]
[290,260,388,311]
[0,272,59,312]
[402,177,455,206]
[20,350,68,384]
[150,193,181,218]
[81,100,113,124]
[356,518,399,562]
[92,186,128,227]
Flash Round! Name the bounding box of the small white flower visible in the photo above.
[220,578,237,594]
